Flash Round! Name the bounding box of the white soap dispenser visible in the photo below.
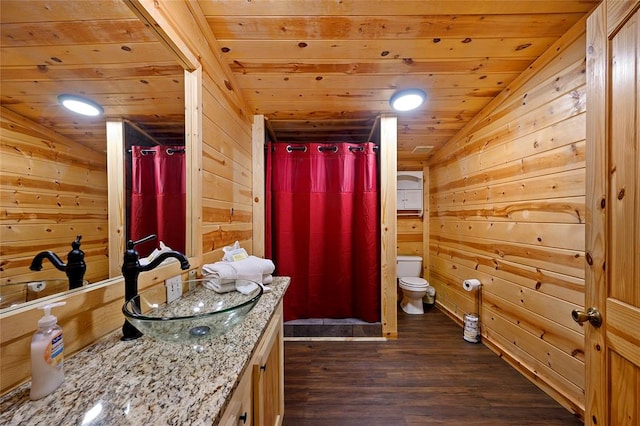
[30,301,66,400]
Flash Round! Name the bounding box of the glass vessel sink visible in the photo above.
[122,279,263,343]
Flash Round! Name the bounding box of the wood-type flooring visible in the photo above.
[283,306,583,425]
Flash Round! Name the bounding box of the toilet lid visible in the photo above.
[399,277,429,288]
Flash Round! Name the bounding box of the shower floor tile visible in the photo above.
[284,318,382,337]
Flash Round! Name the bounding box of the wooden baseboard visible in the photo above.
[481,337,585,421]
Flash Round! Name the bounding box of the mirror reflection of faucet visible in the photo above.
[29,236,87,290]
[121,234,190,341]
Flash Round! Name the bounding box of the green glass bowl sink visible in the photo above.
[122,279,263,343]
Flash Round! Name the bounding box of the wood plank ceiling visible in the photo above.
[200,0,598,161]
[0,1,598,162]
[0,0,185,152]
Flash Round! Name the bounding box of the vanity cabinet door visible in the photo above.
[253,305,284,426]
[219,368,253,426]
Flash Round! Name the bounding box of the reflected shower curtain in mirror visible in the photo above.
[266,142,380,322]
[130,146,186,257]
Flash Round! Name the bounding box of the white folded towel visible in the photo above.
[203,275,273,294]
[202,256,275,279]
[202,256,276,294]
[203,278,235,293]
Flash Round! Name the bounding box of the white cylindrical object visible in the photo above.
[463,278,481,291]
[28,281,47,292]
[463,313,480,343]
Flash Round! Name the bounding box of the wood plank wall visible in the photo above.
[427,18,587,417]
[169,1,256,265]
[0,0,254,395]
[0,108,110,287]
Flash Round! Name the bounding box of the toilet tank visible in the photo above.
[397,255,423,278]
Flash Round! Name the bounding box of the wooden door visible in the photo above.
[585,1,640,425]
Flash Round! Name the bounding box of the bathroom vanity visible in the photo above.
[0,277,289,425]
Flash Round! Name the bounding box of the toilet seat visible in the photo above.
[398,277,429,314]
[399,277,429,290]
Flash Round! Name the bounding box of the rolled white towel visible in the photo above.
[262,274,273,285]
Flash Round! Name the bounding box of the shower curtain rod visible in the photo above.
[128,147,185,155]
[272,143,379,153]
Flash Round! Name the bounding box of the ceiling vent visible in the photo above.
[411,146,434,154]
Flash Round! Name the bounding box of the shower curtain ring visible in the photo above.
[318,145,338,153]
[286,145,307,153]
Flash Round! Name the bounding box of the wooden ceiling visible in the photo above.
[0,0,185,152]
[1,1,598,161]
[200,0,598,161]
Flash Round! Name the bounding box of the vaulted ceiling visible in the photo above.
[1,1,598,162]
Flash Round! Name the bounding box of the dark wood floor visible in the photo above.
[283,306,584,426]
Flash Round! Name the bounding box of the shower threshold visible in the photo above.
[284,318,382,338]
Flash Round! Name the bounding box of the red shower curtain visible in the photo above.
[130,146,186,257]
[267,142,380,322]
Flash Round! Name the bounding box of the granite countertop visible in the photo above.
[0,277,289,425]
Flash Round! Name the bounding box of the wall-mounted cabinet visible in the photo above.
[397,171,423,216]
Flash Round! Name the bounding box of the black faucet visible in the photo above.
[30,235,87,290]
[121,234,190,341]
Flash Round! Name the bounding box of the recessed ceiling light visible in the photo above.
[57,94,103,117]
[389,89,426,112]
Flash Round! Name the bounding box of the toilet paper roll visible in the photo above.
[27,281,46,292]
[463,279,481,291]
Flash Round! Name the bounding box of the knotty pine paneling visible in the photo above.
[0,108,109,286]
[199,65,254,265]
[0,0,255,395]
[201,1,597,16]
[140,0,255,264]
[207,13,583,40]
[219,37,556,61]
[428,19,587,417]
[397,217,423,257]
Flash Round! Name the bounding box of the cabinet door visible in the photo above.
[219,368,253,426]
[402,189,422,210]
[397,189,406,209]
[253,307,284,426]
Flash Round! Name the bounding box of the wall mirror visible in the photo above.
[0,0,194,311]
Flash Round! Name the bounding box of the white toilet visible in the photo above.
[397,255,430,314]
